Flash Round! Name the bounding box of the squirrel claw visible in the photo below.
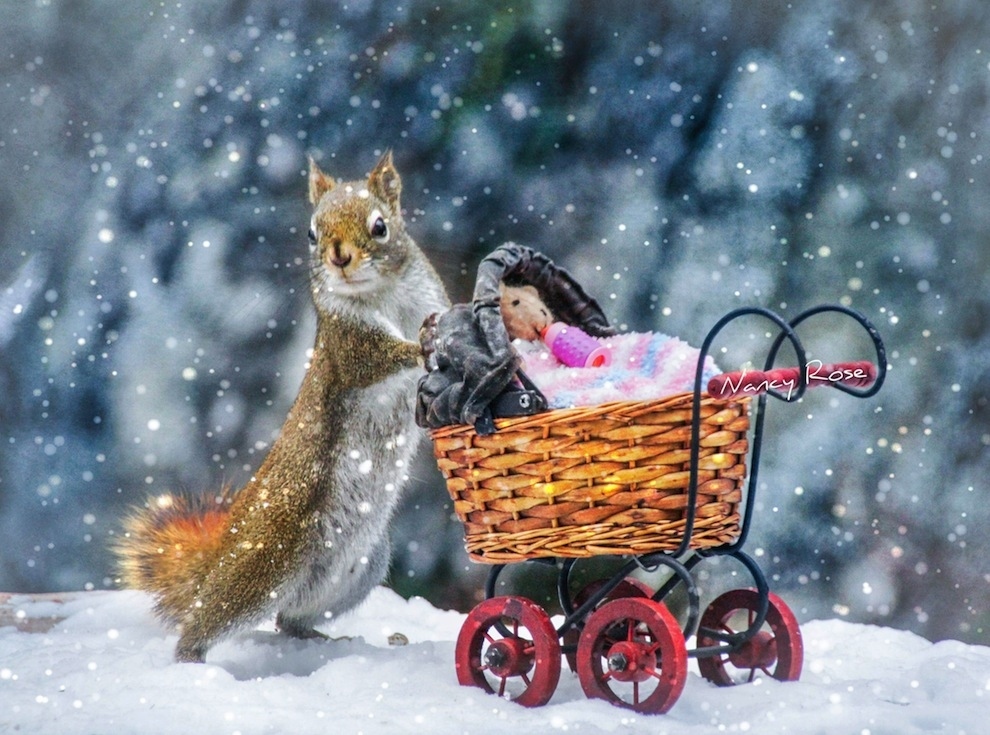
[419,312,440,370]
[293,628,331,641]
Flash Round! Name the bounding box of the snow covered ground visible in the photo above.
[1,588,987,734]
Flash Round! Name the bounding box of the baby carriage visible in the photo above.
[416,244,886,713]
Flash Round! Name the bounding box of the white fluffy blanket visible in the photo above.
[514,331,719,409]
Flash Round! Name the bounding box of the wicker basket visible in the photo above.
[430,391,751,563]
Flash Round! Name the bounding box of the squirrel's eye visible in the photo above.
[367,210,389,243]
[307,228,317,244]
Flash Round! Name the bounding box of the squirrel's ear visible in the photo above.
[308,156,335,205]
[368,150,401,209]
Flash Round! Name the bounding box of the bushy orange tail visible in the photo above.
[114,490,233,625]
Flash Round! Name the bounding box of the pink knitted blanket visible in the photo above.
[515,331,719,409]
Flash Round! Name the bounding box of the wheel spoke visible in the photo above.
[633,680,640,705]
[497,676,507,698]
[747,667,757,683]
[484,631,497,645]
[645,665,663,682]
[521,672,532,687]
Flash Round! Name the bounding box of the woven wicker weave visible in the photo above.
[430,391,751,563]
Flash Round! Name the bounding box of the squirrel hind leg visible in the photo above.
[275,613,331,641]
[276,537,392,639]
[174,636,208,664]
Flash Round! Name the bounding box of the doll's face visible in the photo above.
[500,283,553,341]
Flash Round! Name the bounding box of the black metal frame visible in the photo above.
[478,304,887,665]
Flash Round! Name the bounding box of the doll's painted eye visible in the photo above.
[367,210,389,243]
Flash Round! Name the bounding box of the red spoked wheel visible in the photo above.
[576,597,688,714]
[696,589,803,686]
[563,577,653,672]
[455,596,562,707]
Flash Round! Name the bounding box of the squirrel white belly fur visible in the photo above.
[114,151,449,662]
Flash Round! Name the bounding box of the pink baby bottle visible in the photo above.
[541,322,612,368]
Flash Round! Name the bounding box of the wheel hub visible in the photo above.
[727,630,777,670]
[605,640,657,684]
[484,637,534,679]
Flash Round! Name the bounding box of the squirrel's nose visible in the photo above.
[328,243,353,269]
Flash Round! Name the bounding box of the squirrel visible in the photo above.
[114,151,449,663]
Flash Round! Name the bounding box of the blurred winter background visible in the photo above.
[0,1,987,646]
